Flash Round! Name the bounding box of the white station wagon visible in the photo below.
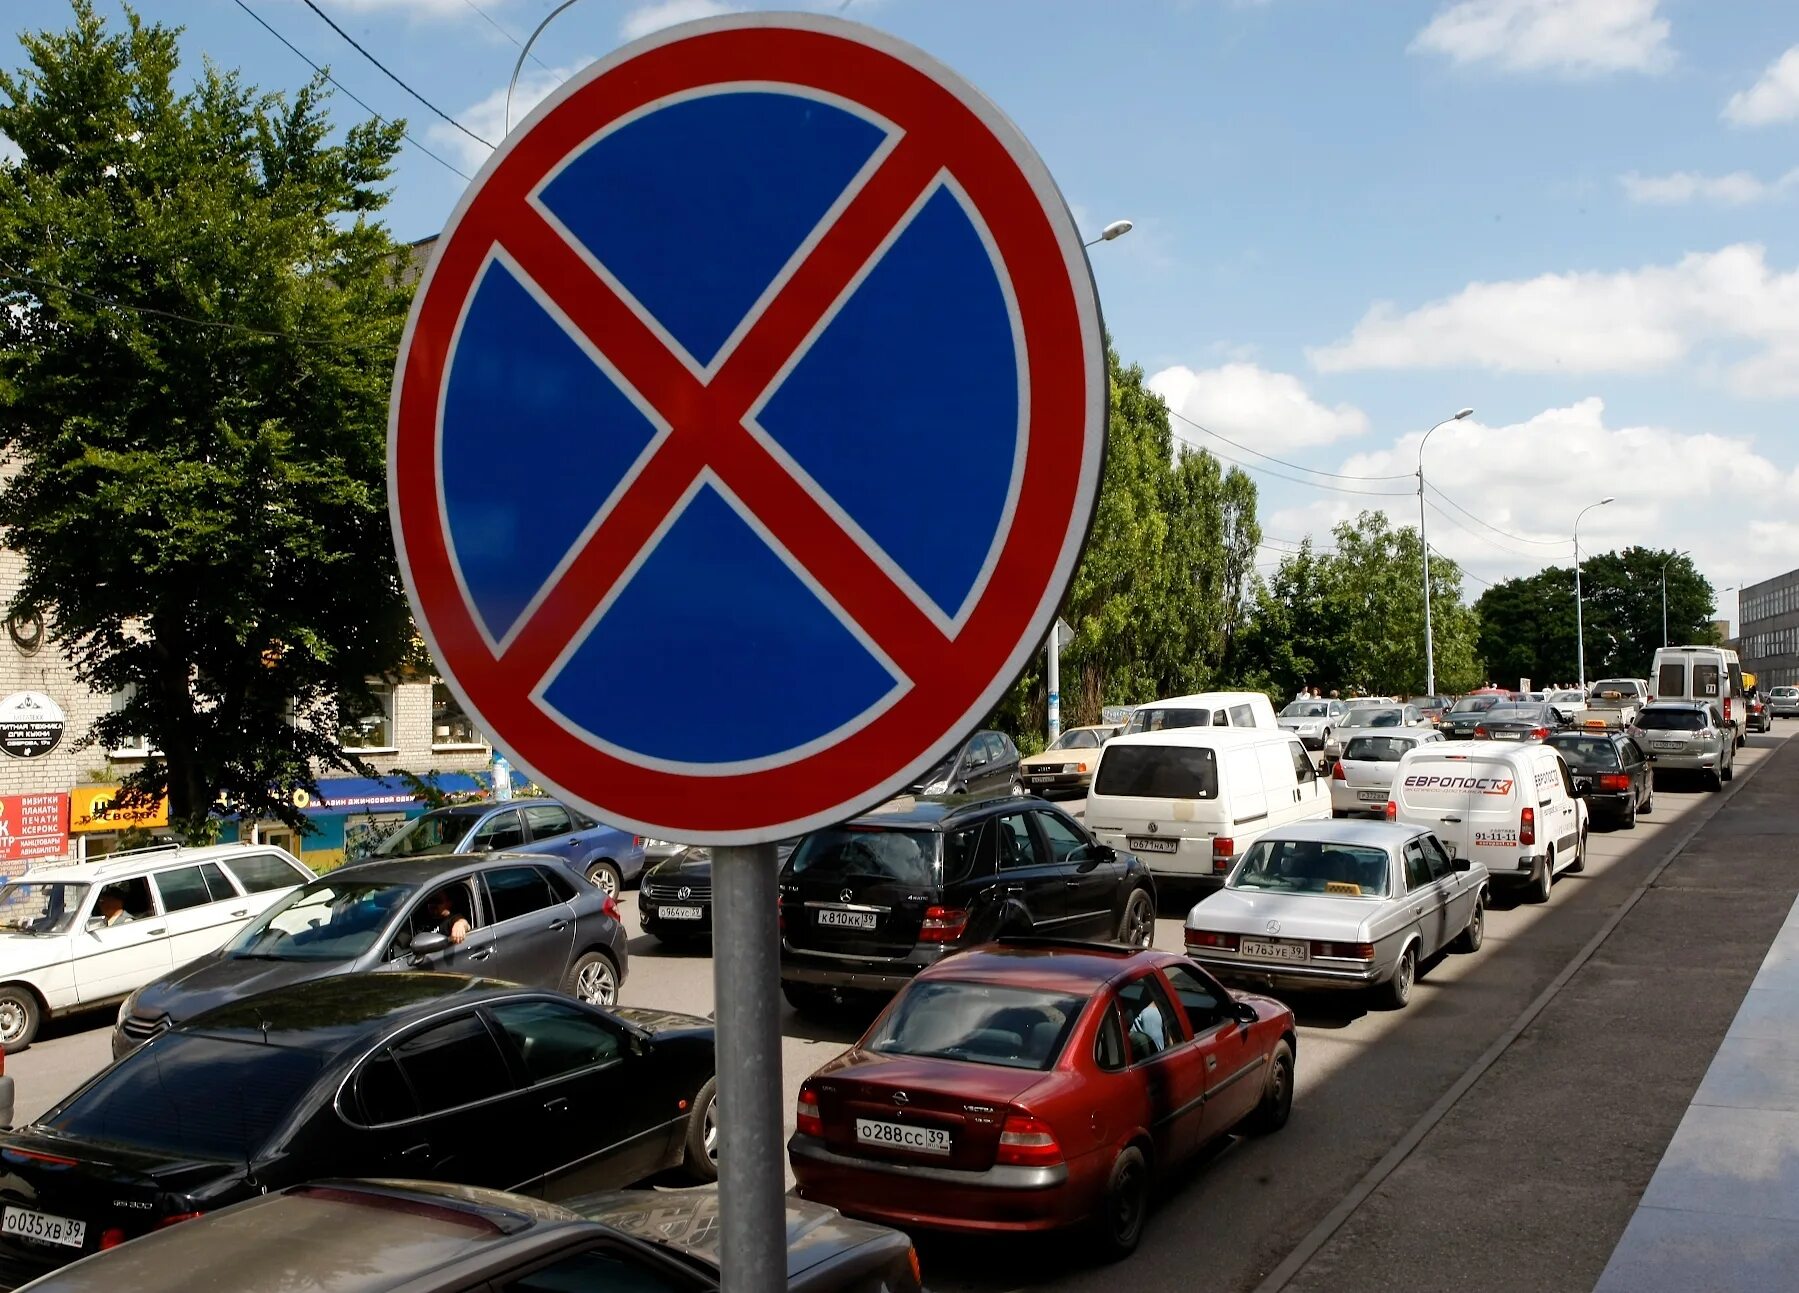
[0,843,312,1051]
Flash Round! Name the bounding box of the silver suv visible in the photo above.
[1769,685,1799,719]
[1634,701,1734,791]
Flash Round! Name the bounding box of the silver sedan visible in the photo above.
[1182,820,1489,1009]
[1330,729,1444,816]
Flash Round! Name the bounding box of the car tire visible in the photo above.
[1117,889,1155,949]
[1451,895,1485,953]
[584,859,622,898]
[682,1077,719,1182]
[1621,795,1638,830]
[1723,750,1736,783]
[1569,829,1587,872]
[1332,809,1349,819]
[1376,944,1416,1009]
[0,984,40,1054]
[1244,1039,1295,1135]
[1530,851,1554,904]
[1640,787,1653,815]
[1008,778,1023,797]
[564,951,619,1005]
[1096,1145,1150,1260]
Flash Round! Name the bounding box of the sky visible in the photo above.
[9,0,1799,629]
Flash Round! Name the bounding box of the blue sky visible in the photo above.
[11,0,1799,625]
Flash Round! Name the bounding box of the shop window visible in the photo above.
[338,685,396,752]
[108,684,157,757]
[432,682,486,750]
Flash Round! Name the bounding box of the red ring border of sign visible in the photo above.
[391,14,1106,843]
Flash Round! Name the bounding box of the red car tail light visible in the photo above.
[601,895,621,923]
[1520,806,1536,847]
[996,1114,1063,1167]
[156,1212,204,1230]
[1212,837,1234,873]
[100,1228,127,1250]
[1384,800,1397,821]
[1474,725,1489,738]
[1185,929,1240,951]
[796,1088,823,1138]
[1597,773,1630,791]
[919,907,968,943]
[1530,727,1549,740]
[1310,941,1376,960]
[1724,698,1734,722]
[1331,761,1347,781]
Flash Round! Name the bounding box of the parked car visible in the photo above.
[640,841,800,946]
[1546,731,1653,829]
[1651,645,1747,749]
[1330,729,1444,817]
[1387,741,1588,903]
[1122,691,1279,735]
[1471,702,1572,742]
[1018,724,1121,795]
[1635,701,1735,791]
[0,843,311,1052]
[113,854,628,1058]
[903,730,1022,797]
[5,1179,922,1293]
[1183,820,1487,1008]
[1747,694,1774,733]
[788,940,1295,1257]
[1769,685,1799,718]
[1323,703,1427,759]
[1440,694,1504,740]
[778,796,1156,1016]
[1542,689,1588,721]
[375,799,646,897]
[1277,699,1346,750]
[1413,696,1451,726]
[0,975,717,1285]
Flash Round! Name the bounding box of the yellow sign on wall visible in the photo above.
[69,785,169,833]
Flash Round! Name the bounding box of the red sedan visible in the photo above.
[787,939,1295,1257]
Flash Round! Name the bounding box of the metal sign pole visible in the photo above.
[1047,622,1061,742]
[712,843,785,1293]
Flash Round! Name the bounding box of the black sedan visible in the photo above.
[640,843,798,945]
[1473,702,1572,742]
[1441,694,1505,739]
[0,975,717,1285]
[1548,730,1654,828]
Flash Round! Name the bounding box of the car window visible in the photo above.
[1094,745,1218,799]
[863,981,1085,1071]
[1095,1005,1127,1072]
[788,828,936,886]
[1693,663,1721,699]
[1231,839,1390,897]
[1559,759,1580,798]
[1656,661,1685,697]
[488,999,623,1083]
[1421,836,1455,882]
[995,814,1040,869]
[497,1244,705,1293]
[1125,706,1209,734]
[224,851,309,894]
[198,862,239,902]
[1161,964,1225,1034]
[1621,739,1644,766]
[1728,662,1745,699]
[355,1050,418,1125]
[1229,704,1254,727]
[1549,735,1622,771]
[92,875,156,921]
[1116,975,1179,1063]
[941,821,989,884]
[522,804,574,841]
[473,810,526,852]
[1034,811,1086,863]
[484,866,557,923]
[1288,740,1316,783]
[540,866,577,903]
[391,1013,515,1116]
[153,866,215,913]
[1403,842,1433,891]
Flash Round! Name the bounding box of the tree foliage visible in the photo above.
[0,3,415,837]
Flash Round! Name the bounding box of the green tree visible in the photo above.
[0,3,415,838]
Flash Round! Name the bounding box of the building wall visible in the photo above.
[1738,568,1799,690]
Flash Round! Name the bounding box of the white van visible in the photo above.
[1086,727,1329,886]
[1121,691,1278,736]
[1651,645,1746,748]
[1388,741,1588,904]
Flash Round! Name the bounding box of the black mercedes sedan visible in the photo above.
[1472,702,1572,742]
[0,975,716,1285]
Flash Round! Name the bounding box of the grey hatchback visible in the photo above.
[112,855,627,1058]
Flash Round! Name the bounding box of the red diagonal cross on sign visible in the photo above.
[391,18,1105,841]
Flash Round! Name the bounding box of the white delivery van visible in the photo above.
[1087,727,1329,887]
[1121,691,1279,736]
[1388,741,1588,904]
[1651,645,1747,749]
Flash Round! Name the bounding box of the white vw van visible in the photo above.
[1650,645,1747,749]
[1121,691,1279,736]
[1387,741,1587,904]
[1086,727,1329,887]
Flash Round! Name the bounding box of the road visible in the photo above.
[8,729,1792,1292]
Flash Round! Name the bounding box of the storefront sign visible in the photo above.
[299,773,484,816]
[0,692,64,759]
[69,784,169,833]
[0,792,69,863]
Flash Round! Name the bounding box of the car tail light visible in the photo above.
[1520,806,1536,847]
[919,906,968,943]
[907,1247,922,1286]
[1311,940,1376,960]
[1185,929,1240,951]
[1384,799,1397,821]
[1531,727,1549,740]
[1724,698,1734,722]
[100,1228,127,1250]
[632,835,643,848]
[996,1114,1063,1167]
[157,1212,203,1230]
[1474,725,1489,738]
[1331,761,1346,780]
[1212,837,1234,873]
[1598,773,1630,791]
[601,895,621,922]
[796,1087,823,1138]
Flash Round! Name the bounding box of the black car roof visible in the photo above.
[844,792,1055,831]
[179,973,523,1055]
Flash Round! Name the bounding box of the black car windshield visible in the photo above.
[1639,708,1708,731]
[1343,735,1419,763]
[1093,744,1217,799]
[47,1034,326,1159]
[374,809,479,858]
[1281,702,1329,718]
[1548,736,1621,771]
[1124,706,1209,735]
[1047,728,1101,751]
[228,880,415,961]
[0,881,91,935]
[1450,696,1502,714]
[788,828,937,886]
[1230,839,1391,898]
[1487,704,1552,722]
[864,981,1085,1071]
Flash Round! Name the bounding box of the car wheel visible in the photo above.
[1530,851,1554,904]
[1117,889,1155,949]
[1569,829,1587,872]
[1244,1039,1295,1135]
[683,1077,719,1182]
[1008,778,1023,797]
[1451,895,1485,953]
[1096,1145,1150,1260]
[1723,750,1736,783]
[564,951,619,1006]
[1639,786,1653,815]
[1331,809,1349,819]
[584,859,622,898]
[1621,795,1638,830]
[0,985,40,1054]
[1376,944,1416,1009]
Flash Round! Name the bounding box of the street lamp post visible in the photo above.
[1574,497,1616,690]
[1418,408,1474,698]
[1661,550,1691,648]
[1082,219,1134,248]
[506,0,582,134]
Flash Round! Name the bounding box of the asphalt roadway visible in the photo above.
[9,727,1797,1292]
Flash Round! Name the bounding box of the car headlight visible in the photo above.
[923,780,950,795]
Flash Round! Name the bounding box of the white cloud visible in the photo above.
[619,0,739,41]
[1724,46,1799,126]
[428,62,589,174]
[1410,0,1672,76]
[1620,169,1799,205]
[0,134,19,167]
[1147,363,1370,454]
[1308,243,1799,398]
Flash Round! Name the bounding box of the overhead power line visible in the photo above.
[1422,496,1547,562]
[1429,544,1495,588]
[461,0,553,71]
[1424,480,1564,547]
[1171,428,1414,498]
[299,0,495,150]
[233,0,472,181]
[1165,406,1415,483]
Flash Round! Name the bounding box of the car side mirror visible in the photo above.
[1453,855,1472,872]
[966,754,988,769]
[409,930,450,959]
[1233,1000,1258,1028]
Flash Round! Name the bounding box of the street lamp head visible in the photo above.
[1599,496,1616,506]
[1099,219,1134,241]
[1454,407,1473,420]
